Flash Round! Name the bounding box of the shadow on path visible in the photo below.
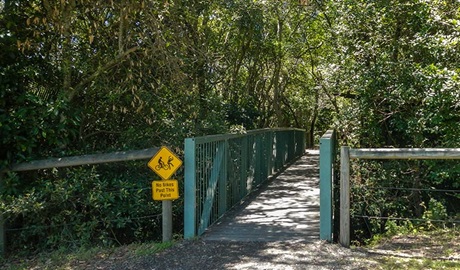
[202,151,320,242]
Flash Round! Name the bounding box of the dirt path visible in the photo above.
[106,234,460,269]
[103,151,459,269]
[110,239,374,270]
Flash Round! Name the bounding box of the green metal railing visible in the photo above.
[319,129,337,242]
[184,128,306,238]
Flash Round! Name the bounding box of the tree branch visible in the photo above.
[70,46,140,101]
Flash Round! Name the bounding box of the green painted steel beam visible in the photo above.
[184,138,197,239]
[319,130,336,242]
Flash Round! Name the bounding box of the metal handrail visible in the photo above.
[184,128,306,238]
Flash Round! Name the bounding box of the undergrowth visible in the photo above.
[0,240,175,270]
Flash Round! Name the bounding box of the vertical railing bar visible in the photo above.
[200,143,205,231]
[228,139,232,205]
[265,133,270,180]
[199,143,204,231]
[198,143,203,231]
[207,142,211,225]
[269,131,274,175]
[210,142,214,228]
[256,135,261,185]
[211,142,215,223]
[242,136,246,198]
[235,138,239,203]
[227,140,232,206]
[239,137,243,200]
[195,144,199,232]
[234,138,238,201]
[262,134,267,181]
[275,131,279,171]
[212,141,216,223]
[218,140,227,217]
[229,139,234,205]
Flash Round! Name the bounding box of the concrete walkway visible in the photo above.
[202,150,320,242]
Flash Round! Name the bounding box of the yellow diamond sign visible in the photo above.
[148,146,183,180]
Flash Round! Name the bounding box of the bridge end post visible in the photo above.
[184,138,197,239]
[319,130,335,242]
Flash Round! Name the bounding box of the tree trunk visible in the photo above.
[273,17,284,126]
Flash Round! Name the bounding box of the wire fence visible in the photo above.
[353,215,460,224]
[362,186,460,193]
[6,214,162,232]
[1,152,176,254]
[339,147,460,247]
[348,159,460,241]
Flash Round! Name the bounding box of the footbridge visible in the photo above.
[183,129,336,243]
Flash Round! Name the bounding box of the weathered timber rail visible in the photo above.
[6,148,159,172]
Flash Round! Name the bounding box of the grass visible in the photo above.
[0,241,175,270]
[358,228,460,269]
[379,257,460,270]
[1,229,459,269]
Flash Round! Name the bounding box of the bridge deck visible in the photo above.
[202,150,320,242]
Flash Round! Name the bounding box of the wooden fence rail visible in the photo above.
[340,147,460,248]
[7,147,159,172]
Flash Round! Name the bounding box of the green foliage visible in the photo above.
[225,99,260,130]
[422,198,448,229]
[384,220,416,237]
[1,163,162,252]
[366,219,417,246]
[328,0,460,148]
[1,94,79,161]
[327,0,460,244]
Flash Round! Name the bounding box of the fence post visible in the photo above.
[184,138,196,239]
[340,146,350,247]
[319,130,334,242]
[162,200,172,242]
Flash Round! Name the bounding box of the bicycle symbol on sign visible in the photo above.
[155,156,175,171]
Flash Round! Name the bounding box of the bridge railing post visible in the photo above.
[184,138,197,239]
[319,130,336,242]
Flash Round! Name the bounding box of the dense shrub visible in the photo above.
[1,162,175,253]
